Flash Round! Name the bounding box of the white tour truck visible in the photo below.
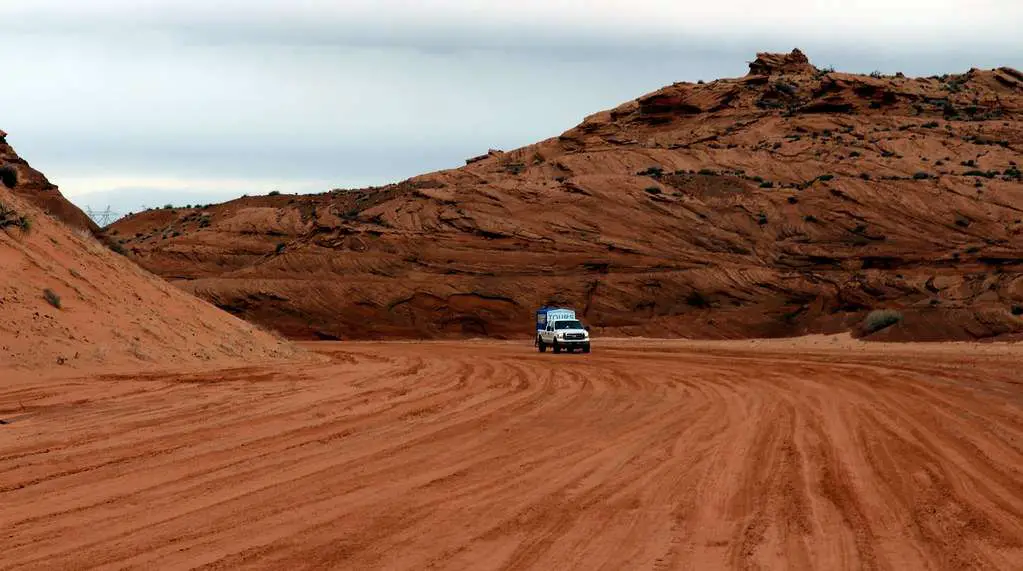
[535,307,591,353]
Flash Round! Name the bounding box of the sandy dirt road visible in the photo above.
[2,339,1022,570]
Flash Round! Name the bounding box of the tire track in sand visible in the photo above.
[1,340,1021,570]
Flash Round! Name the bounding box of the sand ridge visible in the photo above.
[0,165,296,373]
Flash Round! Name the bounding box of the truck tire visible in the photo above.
[582,343,591,354]
[553,341,561,354]
[537,338,547,353]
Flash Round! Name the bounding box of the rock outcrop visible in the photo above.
[109,53,1023,341]
[747,49,817,76]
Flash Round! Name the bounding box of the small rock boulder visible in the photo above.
[748,49,816,76]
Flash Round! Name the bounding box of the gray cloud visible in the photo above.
[4,1,1020,47]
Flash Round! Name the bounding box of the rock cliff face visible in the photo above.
[110,52,1023,341]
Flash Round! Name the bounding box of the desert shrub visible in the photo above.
[504,162,526,175]
[860,173,871,180]
[644,186,661,195]
[803,215,818,223]
[0,165,18,188]
[697,168,718,176]
[43,288,62,309]
[870,70,883,78]
[849,151,861,158]
[963,170,997,178]
[921,121,939,129]
[787,196,798,204]
[756,213,768,226]
[774,81,798,96]
[268,190,281,196]
[1012,305,1023,316]
[817,174,835,182]
[759,181,774,188]
[637,166,664,178]
[275,243,286,254]
[0,202,31,232]
[913,172,931,180]
[862,310,902,334]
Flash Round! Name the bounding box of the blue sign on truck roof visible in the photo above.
[536,307,576,330]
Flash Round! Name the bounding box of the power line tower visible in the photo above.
[84,206,122,227]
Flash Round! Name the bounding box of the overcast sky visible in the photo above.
[1,1,1020,219]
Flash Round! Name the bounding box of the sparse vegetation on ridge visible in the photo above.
[862,310,903,334]
[0,165,18,188]
[43,288,62,309]
[0,201,32,232]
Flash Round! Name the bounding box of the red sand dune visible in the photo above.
[0,138,295,374]
[110,50,1023,342]
[1,131,97,235]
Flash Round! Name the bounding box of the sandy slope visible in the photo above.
[0,182,295,373]
[0,131,97,234]
[110,51,1023,342]
[2,339,1020,569]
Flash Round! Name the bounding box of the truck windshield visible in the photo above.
[554,320,584,330]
